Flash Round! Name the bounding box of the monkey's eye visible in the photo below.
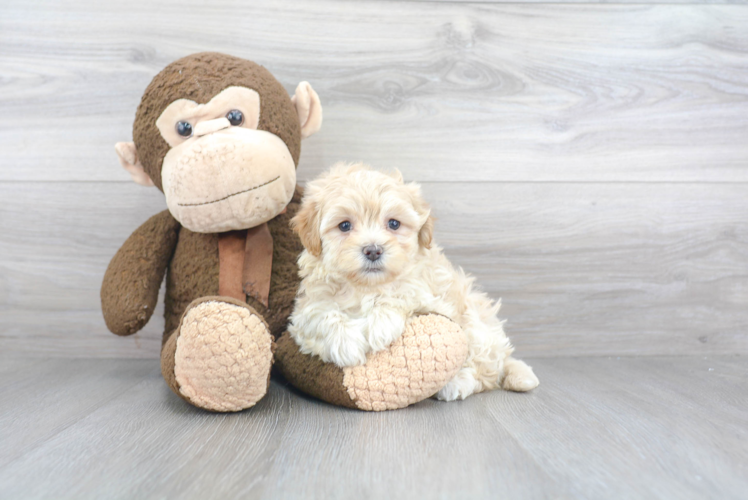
[388,219,401,230]
[339,221,352,232]
[226,109,244,126]
[175,121,193,137]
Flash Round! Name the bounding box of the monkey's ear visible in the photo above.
[290,198,322,257]
[291,82,323,139]
[114,142,155,187]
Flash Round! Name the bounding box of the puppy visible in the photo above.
[288,163,539,400]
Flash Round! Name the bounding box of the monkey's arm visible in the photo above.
[101,210,180,336]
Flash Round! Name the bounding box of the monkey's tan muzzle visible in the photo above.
[161,128,297,233]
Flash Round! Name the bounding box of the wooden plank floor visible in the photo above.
[0,356,745,499]
[1,1,747,499]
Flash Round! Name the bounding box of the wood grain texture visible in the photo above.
[0,356,745,499]
[419,0,748,3]
[1,181,746,358]
[0,358,154,468]
[1,2,745,497]
[1,1,747,182]
[422,0,748,3]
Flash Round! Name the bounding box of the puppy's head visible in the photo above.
[292,162,434,286]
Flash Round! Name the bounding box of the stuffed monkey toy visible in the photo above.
[102,52,467,412]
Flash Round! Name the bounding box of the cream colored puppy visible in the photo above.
[288,163,539,400]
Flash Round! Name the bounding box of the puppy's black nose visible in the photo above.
[363,245,383,262]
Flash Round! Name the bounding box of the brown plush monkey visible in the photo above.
[103,52,467,412]
[102,52,322,411]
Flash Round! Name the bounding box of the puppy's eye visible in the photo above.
[176,121,193,137]
[388,219,401,230]
[339,221,352,232]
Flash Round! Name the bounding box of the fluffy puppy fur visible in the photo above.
[288,163,539,400]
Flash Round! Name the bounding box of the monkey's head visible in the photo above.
[115,52,322,233]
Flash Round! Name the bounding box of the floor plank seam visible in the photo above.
[0,367,162,472]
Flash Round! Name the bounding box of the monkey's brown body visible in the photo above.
[102,189,304,410]
[162,194,303,339]
[101,193,302,340]
[102,52,467,412]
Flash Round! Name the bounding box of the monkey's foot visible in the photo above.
[161,297,273,412]
[275,314,468,411]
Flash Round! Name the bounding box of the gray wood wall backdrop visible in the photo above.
[1,0,747,359]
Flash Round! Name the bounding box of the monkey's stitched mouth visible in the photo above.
[178,176,280,207]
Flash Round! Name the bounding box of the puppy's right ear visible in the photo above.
[291,198,322,257]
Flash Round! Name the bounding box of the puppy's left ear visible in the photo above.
[291,197,322,257]
[387,169,404,184]
[418,215,435,249]
[406,182,434,249]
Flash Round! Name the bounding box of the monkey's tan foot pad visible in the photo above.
[162,297,273,412]
[275,314,468,411]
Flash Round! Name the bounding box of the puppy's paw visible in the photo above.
[290,311,370,367]
[366,310,405,353]
[322,335,368,367]
[503,374,539,392]
[435,368,480,401]
[502,358,539,392]
[317,319,370,367]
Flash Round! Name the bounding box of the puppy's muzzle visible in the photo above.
[363,244,383,262]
